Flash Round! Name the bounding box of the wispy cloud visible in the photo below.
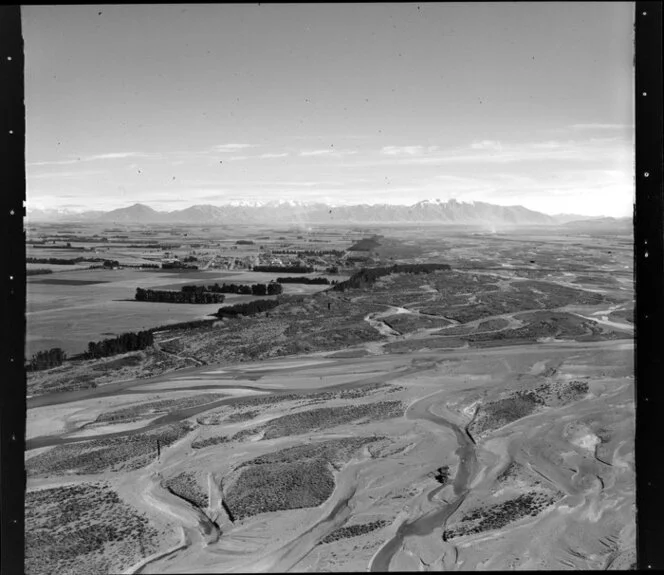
[85,152,156,160]
[300,149,335,157]
[380,145,438,156]
[28,151,158,167]
[258,152,289,158]
[299,149,358,158]
[391,138,631,166]
[212,143,256,152]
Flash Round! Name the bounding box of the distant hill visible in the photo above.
[559,216,633,232]
[25,199,618,227]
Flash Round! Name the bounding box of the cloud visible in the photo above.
[299,149,358,158]
[380,145,438,156]
[299,149,335,157]
[227,155,251,161]
[392,137,631,166]
[258,152,289,158]
[28,151,158,167]
[212,143,256,152]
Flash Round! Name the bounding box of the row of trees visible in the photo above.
[182,282,283,296]
[27,269,53,276]
[162,261,198,270]
[276,276,330,285]
[216,299,280,318]
[332,263,451,292]
[135,287,226,304]
[27,256,108,265]
[270,249,345,256]
[85,330,154,359]
[26,347,66,371]
[253,265,314,273]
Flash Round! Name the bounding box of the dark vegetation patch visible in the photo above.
[348,236,382,251]
[318,520,389,545]
[224,437,383,520]
[224,459,334,520]
[84,330,154,360]
[443,492,560,540]
[469,393,544,438]
[469,379,589,438]
[25,482,160,575]
[253,265,314,273]
[432,465,451,485]
[465,312,612,346]
[258,402,404,440]
[496,461,520,483]
[163,471,207,508]
[26,422,195,476]
[135,287,227,304]
[332,263,451,292]
[215,299,280,318]
[226,409,260,422]
[191,435,231,449]
[276,276,330,285]
[95,394,226,424]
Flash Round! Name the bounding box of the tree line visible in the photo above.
[27,256,108,265]
[26,348,66,371]
[332,263,451,291]
[270,249,345,256]
[135,287,227,304]
[216,299,280,318]
[85,330,154,359]
[253,265,314,273]
[181,282,283,296]
[27,269,53,276]
[162,261,199,270]
[276,276,330,285]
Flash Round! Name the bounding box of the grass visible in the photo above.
[25,482,160,575]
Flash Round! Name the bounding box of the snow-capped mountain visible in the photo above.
[25,199,615,227]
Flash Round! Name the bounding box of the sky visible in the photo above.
[23,2,634,217]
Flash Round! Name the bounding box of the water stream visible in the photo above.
[369,393,478,572]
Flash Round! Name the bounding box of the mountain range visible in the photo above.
[25,199,630,228]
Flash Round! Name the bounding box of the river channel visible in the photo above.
[369,391,478,572]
